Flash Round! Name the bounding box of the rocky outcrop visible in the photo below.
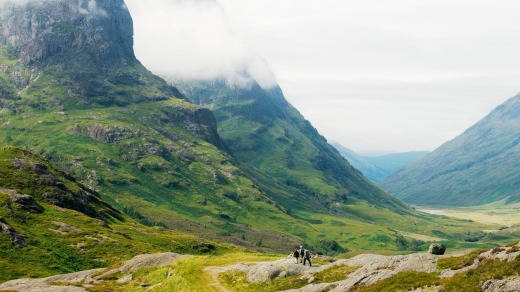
[87,124,138,143]
[0,252,190,292]
[0,0,134,66]
[95,253,191,280]
[440,246,520,278]
[9,193,43,213]
[482,277,520,292]
[2,149,123,221]
[162,105,222,147]
[0,216,27,248]
[230,259,313,283]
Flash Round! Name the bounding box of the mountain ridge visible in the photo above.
[382,92,520,206]
[332,143,429,183]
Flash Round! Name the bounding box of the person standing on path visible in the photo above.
[303,249,312,266]
[299,246,305,263]
[293,249,300,264]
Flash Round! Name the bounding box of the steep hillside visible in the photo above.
[382,93,520,206]
[332,143,428,183]
[0,147,224,283]
[175,80,411,215]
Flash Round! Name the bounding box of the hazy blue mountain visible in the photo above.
[332,143,428,183]
[381,93,520,206]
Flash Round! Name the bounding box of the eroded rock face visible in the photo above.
[7,157,123,220]
[0,0,180,106]
[9,193,43,213]
[0,0,134,66]
[0,216,27,248]
[87,124,138,143]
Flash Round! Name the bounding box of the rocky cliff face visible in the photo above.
[0,0,134,66]
[0,0,180,107]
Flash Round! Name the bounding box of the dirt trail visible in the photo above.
[204,266,232,292]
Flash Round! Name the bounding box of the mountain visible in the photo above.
[332,143,428,183]
[382,93,520,206]
[0,0,490,261]
[0,146,221,283]
[173,80,412,214]
[0,0,306,253]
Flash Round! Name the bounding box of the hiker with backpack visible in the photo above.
[293,248,300,263]
[299,245,305,263]
[303,249,312,266]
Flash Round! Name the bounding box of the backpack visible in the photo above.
[304,250,311,258]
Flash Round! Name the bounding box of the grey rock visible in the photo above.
[429,243,446,255]
[0,0,134,66]
[229,259,314,283]
[87,124,137,143]
[482,277,520,292]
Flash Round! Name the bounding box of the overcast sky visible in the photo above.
[126,0,520,155]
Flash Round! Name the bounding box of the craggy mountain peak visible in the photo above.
[0,0,134,66]
[0,0,180,107]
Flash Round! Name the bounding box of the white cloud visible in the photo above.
[216,0,520,153]
[125,0,277,89]
[78,0,107,17]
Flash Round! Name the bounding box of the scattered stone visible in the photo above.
[429,243,446,255]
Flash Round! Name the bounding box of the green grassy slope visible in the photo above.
[0,147,226,283]
[382,93,520,206]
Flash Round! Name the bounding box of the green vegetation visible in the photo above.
[89,252,280,292]
[437,249,483,270]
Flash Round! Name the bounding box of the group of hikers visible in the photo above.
[293,245,312,266]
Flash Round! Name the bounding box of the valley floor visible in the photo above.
[418,201,520,227]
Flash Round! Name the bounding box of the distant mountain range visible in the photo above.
[332,143,428,183]
[382,93,520,206]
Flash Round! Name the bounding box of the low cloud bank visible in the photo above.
[126,0,277,89]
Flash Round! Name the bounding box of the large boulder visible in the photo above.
[429,243,446,255]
